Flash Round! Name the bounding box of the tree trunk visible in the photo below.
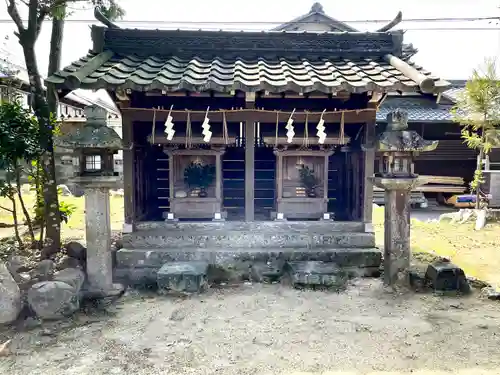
[40,15,67,257]
[20,39,61,257]
[14,164,36,244]
[8,191,23,249]
[475,147,484,210]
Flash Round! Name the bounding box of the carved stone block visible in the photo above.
[425,262,470,293]
[251,260,286,283]
[286,261,347,288]
[157,261,209,293]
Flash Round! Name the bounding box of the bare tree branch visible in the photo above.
[6,0,25,34]
[0,204,14,213]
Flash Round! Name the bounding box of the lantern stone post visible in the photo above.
[370,109,438,286]
[57,105,123,296]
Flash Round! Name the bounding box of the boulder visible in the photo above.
[0,263,22,324]
[57,255,82,271]
[480,287,500,301]
[53,268,85,292]
[6,255,30,274]
[64,242,87,262]
[27,281,80,320]
[31,259,56,281]
[5,255,31,283]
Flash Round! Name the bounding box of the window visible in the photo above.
[85,155,102,171]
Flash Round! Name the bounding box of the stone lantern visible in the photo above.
[56,105,123,297]
[372,109,438,287]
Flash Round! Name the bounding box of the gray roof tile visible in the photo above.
[377,97,453,122]
[442,87,465,103]
[48,53,449,94]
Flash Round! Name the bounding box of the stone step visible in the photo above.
[134,221,366,232]
[122,231,375,249]
[115,247,382,269]
[114,248,381,286]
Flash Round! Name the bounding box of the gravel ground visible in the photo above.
[2,280,500,375]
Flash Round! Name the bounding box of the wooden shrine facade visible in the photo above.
[46,5,449,227]
[120,98,375,223]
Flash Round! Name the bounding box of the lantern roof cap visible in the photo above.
[376,109,438,152]
[56,123,123,149]
[56,105,123,150]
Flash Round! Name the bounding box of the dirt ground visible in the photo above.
[2,280,500,375]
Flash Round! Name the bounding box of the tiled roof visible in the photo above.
[47,53,449,94]
[442,87,465,103]
[377,97,453,122]
[46,27,449,94]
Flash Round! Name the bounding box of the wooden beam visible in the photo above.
[121,107,375,124]
[369,92,383,104]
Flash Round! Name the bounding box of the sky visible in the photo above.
[0,0,498,82]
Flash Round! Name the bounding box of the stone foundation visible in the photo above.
[115,221,381,286]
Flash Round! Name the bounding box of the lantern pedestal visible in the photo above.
[367,109,438,287]
[56,105,124,298]
[372,177,421,286]
[73,176,123,297]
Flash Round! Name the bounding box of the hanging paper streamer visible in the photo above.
[316,109,326,144]
[285,108,295,143]
[151,107,157,144]
[222,111,229,144]
[201,106,212,143]
[164,104,175,141]
[340,111,345,144]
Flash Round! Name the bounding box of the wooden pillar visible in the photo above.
[215,152,221,200]
[165,150,174,202]
[122,113,136,232]
[323,153,329,201]
[245,93,255,221]
[276,153,283,199]
[362,119,376,224]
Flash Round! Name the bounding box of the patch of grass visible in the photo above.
[373,205,500,288]
[2,192,500,288]
[0,192,124,243]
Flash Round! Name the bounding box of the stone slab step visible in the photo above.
[135,221,366,233]
[287,261,349,288]
[116,247,382,269]
[122,231,375,249]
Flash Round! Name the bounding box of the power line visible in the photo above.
[0,16,497,24]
